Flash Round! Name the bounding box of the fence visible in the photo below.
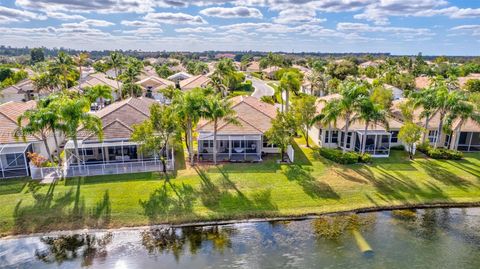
[30,159,175,180]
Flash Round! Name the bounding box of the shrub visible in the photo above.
[417,143,463,160]
[317,148,370,164]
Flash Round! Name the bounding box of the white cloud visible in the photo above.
[144,12,207,25]
[121,20,160,27]
[175,27,216,33]
[82,19,115,27]
[337,22,434,40]
[45,12,86,21]
[273,9,325,24]
[0,6,46,24]
[15,0,155,14]
[450,25,480,36]
[123,27,164,36]
[199,6,263,18]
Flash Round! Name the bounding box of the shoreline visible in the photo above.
[3,201,479,240]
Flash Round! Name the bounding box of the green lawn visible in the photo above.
[1,139,480,236]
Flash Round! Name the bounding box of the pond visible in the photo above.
[1,207,479,269]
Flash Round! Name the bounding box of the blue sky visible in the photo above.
[0,0,479,55]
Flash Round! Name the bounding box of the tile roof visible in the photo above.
[179,75,211,90]
[78,97,157,141]
[136,76,175,91]
[80,73,122,90]
[197,96,277,135]
[0,101,39,144]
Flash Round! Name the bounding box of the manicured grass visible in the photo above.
[1,138,480,236]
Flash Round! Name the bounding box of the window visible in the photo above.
[458,132,468,145]
[202,140,213,148]
[444,134,451,147]
[428,130,438,143]
[5,153,24,167]
[390,131,399,143]
[323,130,338,143]
[84,149,94,156]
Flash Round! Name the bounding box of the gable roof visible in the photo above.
[0,100,39,144]
[77,97,157,141]
[179,75,211,90]
[167,72,192,81]
[197,96,277,135]
[79,73,121,90]
[136,76,175,91]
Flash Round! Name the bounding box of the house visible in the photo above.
[63,97,174,177]
[308,94,404,157]
[0,80,39,103]
[0,101,59,178]
[262,66,281,80]
[246,61,261,73]
[136,76,175,103]
[415,74,480,90]
[196,96,280,162]
[139,66,158,79]
[215,53,236,60]
[167,72,193,84]
[179,75,211,91]
[449,118,480,152]
[364,78,404,100]
[76,73,122,101]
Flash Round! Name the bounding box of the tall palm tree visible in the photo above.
[108,52,125,99]
[202,94,238,165]
[314,100,341,147]
[279,71,301,113]
[336,81,369,153]
[307,70,328,96]
[208,74,227,97]
[410,87,437,143]
[358,98,389,154]
[37,95,65,165]
[15,107,55,163]
[57,96,103,165]
[444,94,479,149]
[84,85,113,109]
[50,51,75,90]
[173,89,206,165]
[32,72,61,95]
[431,84,468,148]
[120,58,143,98]
[75,52,89,90]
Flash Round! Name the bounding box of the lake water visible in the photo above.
[1,207,479,269]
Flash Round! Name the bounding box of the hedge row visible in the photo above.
[317,148,371,164]
[417,144,463,160]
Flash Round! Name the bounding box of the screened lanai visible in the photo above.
[197,133,262,162]
[457,132,480,152]
[354,130,391,157]
[0,143,31,178]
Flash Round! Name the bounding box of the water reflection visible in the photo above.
[35,233,112,267]
[1,208,480,269]
[141,226,236,261]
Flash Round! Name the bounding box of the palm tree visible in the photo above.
[50,51,75,90]
[279,71,301,112]
[336,81,369,153]
[15,107,55,163]
[307,70,328,96]
[108,52,125,99]
[431,83,468,148]
[445,94,479,149]
[84,85,113,109]
[37,95,65,165]
[120,58,143,98]
[173,89,205,165]
[74,52,89,90]
[32,72,61,95]
[358,98,389,154]
[201,94,238,165]
[208,74,227,97]
[314,100,341,147]
[57,96,103,165]
[411,87,437,143]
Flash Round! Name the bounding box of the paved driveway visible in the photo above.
[250,77,275,99]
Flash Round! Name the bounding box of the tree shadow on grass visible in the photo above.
[291,141,312,166]
[282,165,340,200]
[445,159,480,180]
[0,178,29,195]
[422,160,474,191]
[195,167,278,215]
[13,179,112,234]
[139,180,196,223]
[64,172,164,186]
